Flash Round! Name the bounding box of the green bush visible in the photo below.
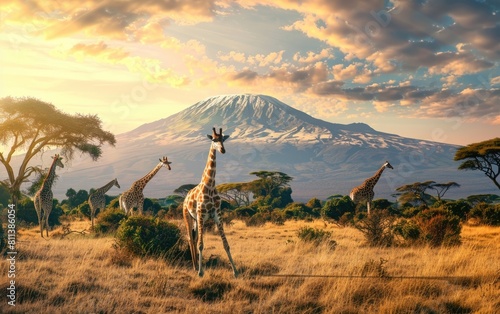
[78,202,91,219]
[234,206,257,218]
[243,212,269,227]
[0,222,5,251]
[469,203,500,226]
[297,226,334,246]
[94,207,127,234]
[16,198,38,225]
[440,200,471,220]
[393,219,421,243]
[322,196,355,221]
[115,216,182,258]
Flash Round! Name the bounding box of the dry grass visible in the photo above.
[2,219,499,313]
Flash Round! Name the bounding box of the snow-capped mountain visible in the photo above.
[45,94,497,200]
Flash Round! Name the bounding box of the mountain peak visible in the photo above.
[124,94,381,145]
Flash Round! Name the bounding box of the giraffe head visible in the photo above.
[207,127,229,154]
[53,154,64,168]
[114,178,121,189]
[384,161,393,169]
[159,156,172,170]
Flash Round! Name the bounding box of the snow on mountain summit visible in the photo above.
[123,94,382,145]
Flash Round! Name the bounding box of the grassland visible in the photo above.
[2,219,499,313]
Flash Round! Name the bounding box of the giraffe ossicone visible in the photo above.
[33,154,64,237]
[183,127,238,278]
[349,161,393,216]
[88,178,120,228]
[119,156,171,216]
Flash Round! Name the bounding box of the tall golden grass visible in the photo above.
[2,219,499,313]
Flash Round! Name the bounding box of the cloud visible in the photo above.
[2,0,218,40]
[491,76,500,86]
[218,50,285,67]
[229,62,329,92]
[293,48,333,63]
[68,41,129,62]
[62,41,189,86]
[418,88,500,123]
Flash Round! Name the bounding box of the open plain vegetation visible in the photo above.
[1,219,499,313]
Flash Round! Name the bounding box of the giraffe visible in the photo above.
[183,127,238,278]
[88,178,120,228]
[349,161,393,216]
[33,154,64,237]
[119,156,171,216]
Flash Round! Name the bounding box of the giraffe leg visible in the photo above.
[367,201,371,216]
[34,197,43,237]
[183,206,198,271]
[90,205,95,228]
[138,197,144,216]
[45,210,50,237]
[215,218,238,278]
[196,211,205,277]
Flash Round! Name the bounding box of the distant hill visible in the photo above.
[14,94,497,201]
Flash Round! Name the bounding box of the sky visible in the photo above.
[1,0,499,146]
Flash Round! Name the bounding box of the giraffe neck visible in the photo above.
[136,162,163,188]
[41,158,59,191]
[365,165,387,188]
[97,179,116,194]
[200,144,217,188]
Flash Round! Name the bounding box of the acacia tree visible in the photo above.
[173,184,197,198]
[395,181,436,207]
[217,182,253,207]
[249,171,294,208]
[249,171,293,197]
[430,182,460,201]
[454,138,500,190]
[0,97,116,204]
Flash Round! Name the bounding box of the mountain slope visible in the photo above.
[44,94,496,201]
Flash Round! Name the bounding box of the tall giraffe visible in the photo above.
[183,128,238,278]
[349,161,393,216]
[88,178,120,228]
[119,157,171,215]
[33,154,64,237]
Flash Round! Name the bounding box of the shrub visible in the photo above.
[393,219,421,244]
[16,198,38,225]
[469,203,500,226]
[244,212,269,227]
[322,196,355,221]
[305,197,322,217]
[234,206,257,218]
[440,200,471,220]
[283,202,310,219]
[270,210,286,225]
[416,208,461,247]
[0,222,5,251]
[355,210,395,247]
[115,216,182,258]
[297,226,335,248]
[94,207,127,234]
[78,202,91,219]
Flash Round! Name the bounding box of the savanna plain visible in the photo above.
[2,219,499,314]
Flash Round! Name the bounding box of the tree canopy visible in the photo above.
[217,182,253,207]
[249,171,293,198]
[454,137,500,190]
[0,97,116,203]
[173,184,197,197]
[395,181,436,207]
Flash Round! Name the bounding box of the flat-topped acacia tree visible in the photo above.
[454,138,500,190]
[0,97,116,205]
